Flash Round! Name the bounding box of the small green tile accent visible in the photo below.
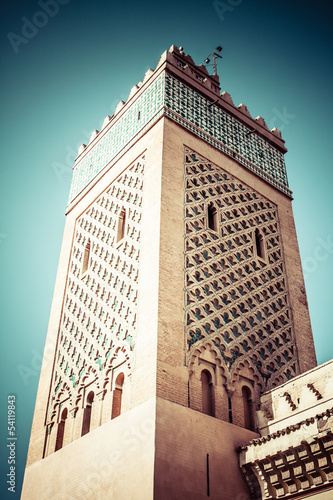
[69,74,165,202]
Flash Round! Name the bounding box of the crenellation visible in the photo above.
[70,46,289,208]
[89,129,99,143]
[221,90,234,105]
[254,116,269,130]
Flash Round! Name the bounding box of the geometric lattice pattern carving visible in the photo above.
[241,431,333,499]
[184,147,298,390]
[165,73,290,196]
[46,156,145,423]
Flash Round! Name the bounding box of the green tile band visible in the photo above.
[68,70,291,204]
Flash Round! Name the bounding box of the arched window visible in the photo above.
[55,407,68,451]
[255,229,265,259]
[81,391,94,436]
[207,204,218,232]
[81,239,90,275]
[201,370,214,417]
[116,209,126,243]
[242,386,255,431]
[111,372,124,419]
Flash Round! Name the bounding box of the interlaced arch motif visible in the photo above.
[188,339,226,381]
[184,147,298,390]
[46,156,145,423]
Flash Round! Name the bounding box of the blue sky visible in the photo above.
[1,0,332,497]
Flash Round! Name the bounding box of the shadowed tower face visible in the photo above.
[185,148,298,387]
[22,45,316,500]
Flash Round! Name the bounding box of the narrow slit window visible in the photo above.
[81,239,90,275]
[228,395,233,423]
[55,407,67,452]
[116,209,126,243]
[81,391,94,436]
[206,453,210,497]
[255,229,265,259]
[207,204,218,232]
[111,372,124,419]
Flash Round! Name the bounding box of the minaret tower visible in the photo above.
[22,45,316,500]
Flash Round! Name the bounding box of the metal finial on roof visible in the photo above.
[204,46,223,76]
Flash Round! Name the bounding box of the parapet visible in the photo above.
[239,360,333,498]
[70,45,291,208]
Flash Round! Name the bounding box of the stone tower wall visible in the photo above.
[22,45,318,500]
[156,117,316,424]
[25,119,164,468]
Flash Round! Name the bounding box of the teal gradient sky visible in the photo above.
[1,0,332,497]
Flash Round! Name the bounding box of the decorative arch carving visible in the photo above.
[81,365,99,388]
[50,382,73,422]
[104,343,132,390]
[230,358,262,390]
[189,338,227,386]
